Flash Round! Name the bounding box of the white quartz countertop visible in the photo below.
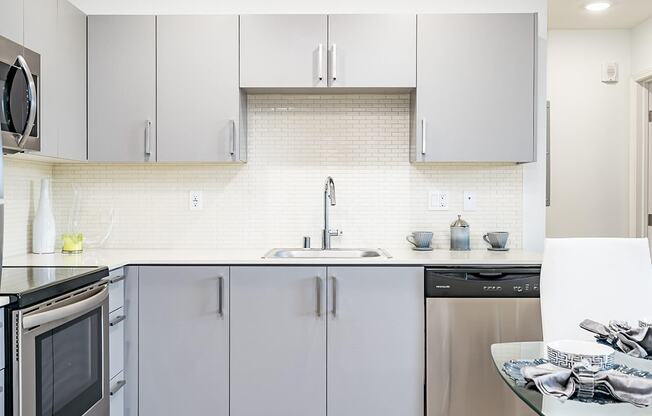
[4,248,542,270]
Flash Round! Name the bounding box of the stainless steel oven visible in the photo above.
[0,34,40,153]
[12,283,109,416]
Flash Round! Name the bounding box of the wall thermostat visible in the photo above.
[601,62,618,83]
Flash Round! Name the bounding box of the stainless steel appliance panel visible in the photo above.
[13,284,109,416]
[426,297,541,416]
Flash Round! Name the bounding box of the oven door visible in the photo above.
[13,285,109,416]
[0,35,39,153]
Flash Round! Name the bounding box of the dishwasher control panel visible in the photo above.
[425,266,541,298]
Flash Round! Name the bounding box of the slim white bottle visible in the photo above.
[32,178,56,254]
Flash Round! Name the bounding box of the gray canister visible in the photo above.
[450,215,470,251]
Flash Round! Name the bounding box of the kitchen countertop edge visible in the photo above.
[4,248,542,270]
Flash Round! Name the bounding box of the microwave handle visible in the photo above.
[15,55,37,148]
[22,286,108,330]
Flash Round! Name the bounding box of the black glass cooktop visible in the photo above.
[0,266,109,307]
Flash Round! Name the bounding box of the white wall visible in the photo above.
[547,30,631,237]
[632,17,652,77]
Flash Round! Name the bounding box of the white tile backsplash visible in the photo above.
[4,94,523,255]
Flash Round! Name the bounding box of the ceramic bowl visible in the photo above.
[546,340,615,370]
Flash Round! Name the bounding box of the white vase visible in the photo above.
[32,178,56,254]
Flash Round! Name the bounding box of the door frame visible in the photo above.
[630,75,652,238]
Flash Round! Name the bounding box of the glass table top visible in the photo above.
[491,342,652,416]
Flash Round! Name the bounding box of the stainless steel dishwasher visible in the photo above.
[425,265,542,416]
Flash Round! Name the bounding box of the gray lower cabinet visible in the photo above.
[0,0,22,44]
[413,13,537,163]
[230,266,327,416]
[240,15,328,88]
[327,15,416,88]
[88,16,156,162]
[138,266,229,415]
[56,0,87,160]
[326,267,424,416]
[157,15,245,162]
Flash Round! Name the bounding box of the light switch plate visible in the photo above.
[429,191,449,210]
[463,191,477,211]
[189,191,203,211]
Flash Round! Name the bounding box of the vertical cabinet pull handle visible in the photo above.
[144,120,152,157]
[110,380,126,396]
[317,44,323,81]
[217,276,224,317]
[331,43,337,81]
[316,276,322,317]
[230,120,236,158]
[421,118,427,156]
[331,276,337,316]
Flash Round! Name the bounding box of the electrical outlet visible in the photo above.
[189,191,203,211]
[463,191,477,211]
[428,191,449,210]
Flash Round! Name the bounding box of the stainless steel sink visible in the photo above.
[264,248,391,259]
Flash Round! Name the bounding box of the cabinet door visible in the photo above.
[327,15,416,88]
[56,0,86,160]
[240,15,327,88]
[157,15,243,162]
[88,16,156,162]
[230,266,326,416]
[327,267,424,416]
[139,266,229,415]
[414,14,536,162]
[0,0,22,44]
[23,0,58,157]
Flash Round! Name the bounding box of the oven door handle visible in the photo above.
[23,286,108,330]
[15,55,37,148]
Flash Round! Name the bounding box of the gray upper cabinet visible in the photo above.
[0,0,23,44]
[23,0,58,157]
[56,0,87,160]
[138,266,229,416]
[88,16,156,162]
[413,14,537,163]
[230,266,327,416]
[157,15,245,162]
[327,15,416,88]
[240,15,328,88]
[327,267,424,416]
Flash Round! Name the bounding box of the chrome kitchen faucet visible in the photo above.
[322,176,342,249]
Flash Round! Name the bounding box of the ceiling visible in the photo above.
[549,0,652,29]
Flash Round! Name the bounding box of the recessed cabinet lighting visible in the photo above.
[585,2,611,12]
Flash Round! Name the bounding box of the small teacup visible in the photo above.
[406,231,433,248]
[639,318,652,328]
[483,231,509,249]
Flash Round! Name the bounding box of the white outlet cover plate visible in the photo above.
[463,191,477,211]
[189,191,203,211]
[429,190,449,211]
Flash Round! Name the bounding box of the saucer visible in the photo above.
[488,247,509,252]
[412,247,434,251]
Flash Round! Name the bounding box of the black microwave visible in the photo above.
[0,34,40,153]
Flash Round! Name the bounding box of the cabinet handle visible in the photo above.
[109,315,126,327]
[331,276,337,317]
[108,275,125,284]
[229,120,236,158]
[144,120,152,157]
[217,276,224,317]
[315,276,322,317]
[331,43,337,81]
[317,43,324,81]
[110,380,126,396]
[421,118,427,155]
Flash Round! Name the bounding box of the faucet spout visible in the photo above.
[322,176,341,249]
